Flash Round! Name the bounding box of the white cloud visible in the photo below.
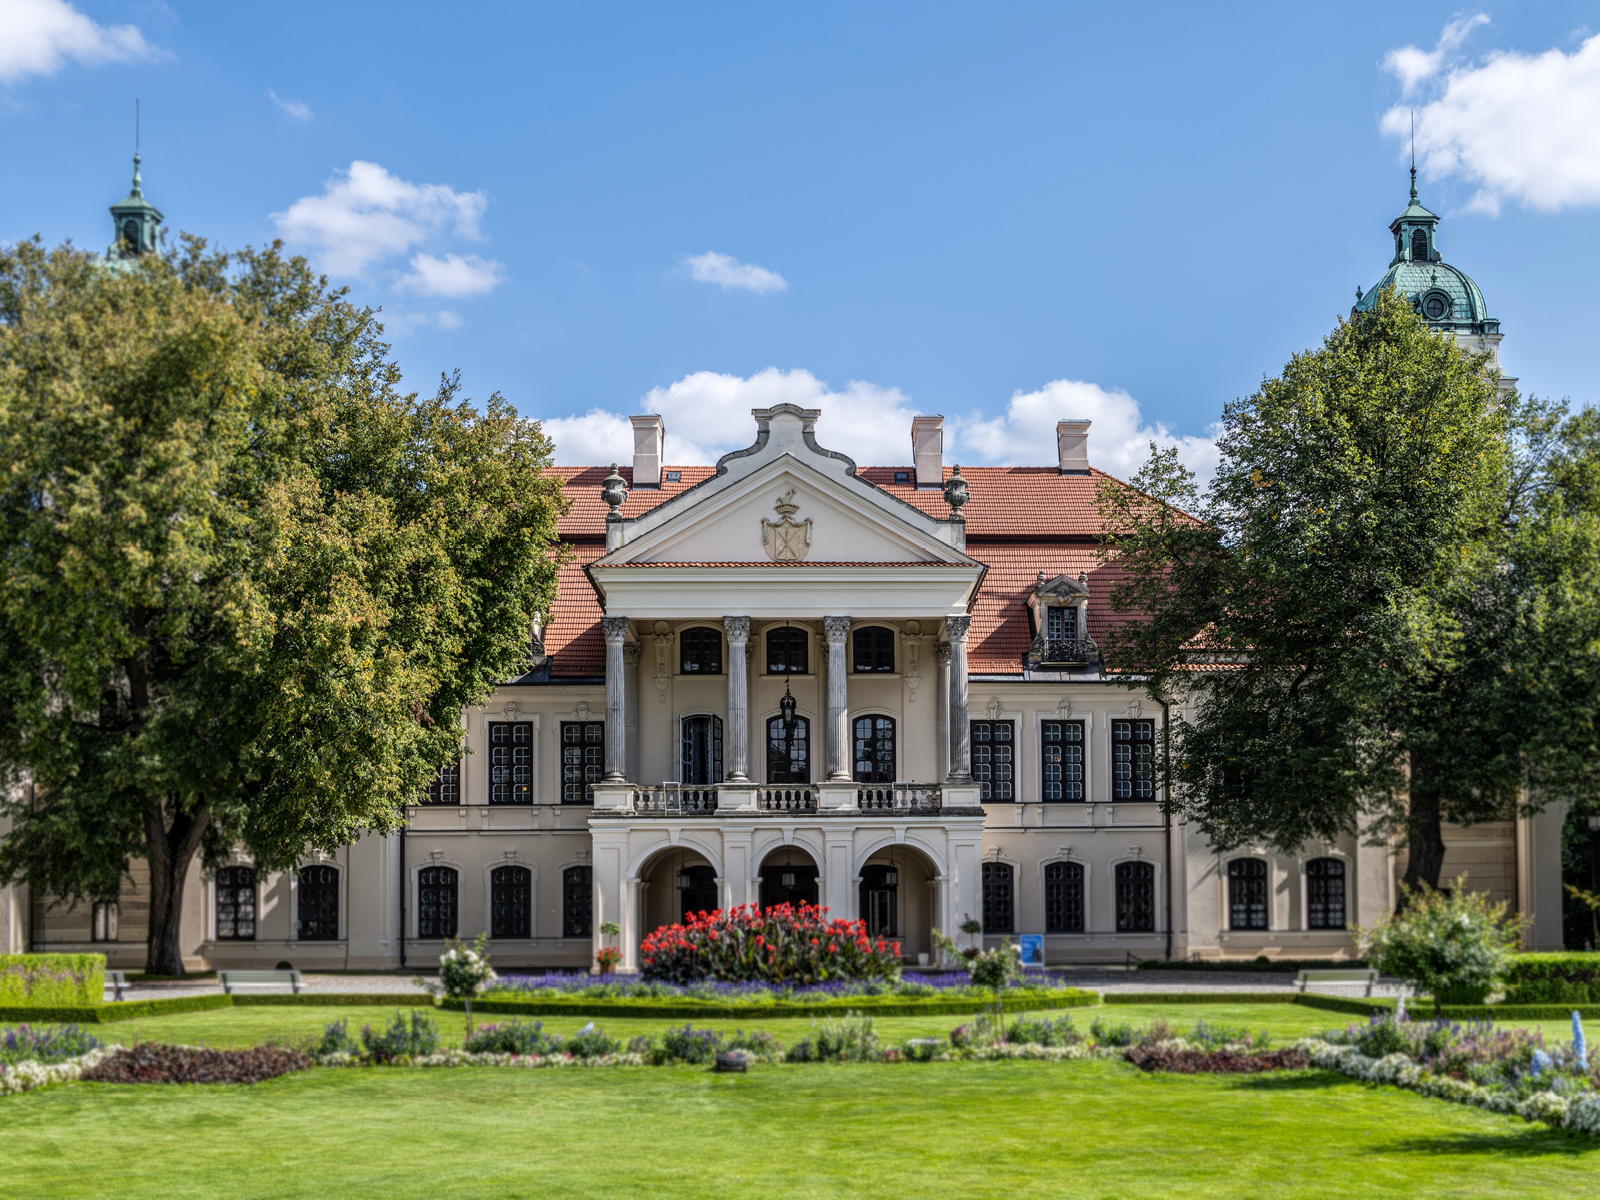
[269,90,312,120]
[1381,25,1600,214]
[398,252,505,298]
[0,0,159,84]
[271,161,488,276]
[541,367,1219,486]
[1382,13,1489,95]
[382,309,464,337]
[683,251,788,294]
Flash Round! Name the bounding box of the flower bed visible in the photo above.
[82,1045,314,1085]
[1125,1047,1310,1073]
[0,1049,113,1096]
[640,903,902,984]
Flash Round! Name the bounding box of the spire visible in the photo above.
[130,152,145,200]
[1409,163,1418,207]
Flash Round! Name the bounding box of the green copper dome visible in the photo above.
[103,152,163,268]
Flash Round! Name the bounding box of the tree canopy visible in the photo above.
[0,236,566,971]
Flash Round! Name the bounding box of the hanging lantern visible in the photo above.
[779,680,797,736]
[676,867,692,890]
[884,865,899,887]
[781,870,796,888]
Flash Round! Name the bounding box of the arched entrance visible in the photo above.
[640,847,720,933]
[858,843,939,965]
[758,845,820,910]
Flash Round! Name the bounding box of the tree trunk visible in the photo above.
[1400,785,1448,901]
[142,796,211,976]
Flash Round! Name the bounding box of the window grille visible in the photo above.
[767,714,809,783]
[561,721,604,803]
[981,861,1014,933]
[852,715,896,783]
[766,626,808,674]
[852,626,895,672]
[216,866,257,940]
[679,627,722,674]
[1112,719,1155,800]
[491,722,534,804]
[491,865,532,938]
[1228,858,1269,930]
[424,760,460,805]
[1041,720,1084,800]
[681,715,724,784]
[1115,861,1155,932]
[1046,606,1078,639]
[92,901,119,943]
[971,720,1014,801]
[1307,858,1347,929]
[418,865,458,939]
[298,865,340,940]
[1045,861,1084,932]
[1411,228,1428,260]
[563,865,592,938]
[860,864,899,937]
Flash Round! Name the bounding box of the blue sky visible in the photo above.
[3,2,1598,478]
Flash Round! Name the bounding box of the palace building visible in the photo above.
[0,163,1568,969]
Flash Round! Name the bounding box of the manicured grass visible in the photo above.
[5,1060,1598,1198]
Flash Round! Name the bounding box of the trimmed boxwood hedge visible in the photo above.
[1133,959,1369,974]
[444,988,1100,1020]
[231,993,431,1007]
[1506,953,1600,985]
[0,953,105,1006]
[0,993,233,1023]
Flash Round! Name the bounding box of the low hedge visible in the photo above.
[0,954,105,1006]
[1506,952,1600,986]
[447,988,1100,1020]
[1435,1003,1600,1021]
[1104,991,1392,1017]
[1133,958,1368,974]
[231,993,430,1007]
[0,994,233,1024]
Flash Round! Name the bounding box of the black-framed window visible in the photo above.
[418,865,458,939]
[766,627,808,674]
[971,720,1014,801]
[1228,858,1269,931]
[767,714,809,783]
[1045,606,1079,639]
[563,865,592,938]
[981,861,1014,933]
[1041,720,1084,800]
[424,760,460,805]
[852,715,895,783]
[1112,719,1155,800]
[680,627,722,674]
[860,864,898,938]
[491,864,532,938]
[490,722,533,804]
[682,714,724,784]
[1045,861,1084,932]
[216,866,257,940]
[1115,861,1155,932]
[852,626,895,673]
[561,721,604,804]
[1307,858,1347,930]
[679,865,719,923]
[298,865,339,940]
[91,901,119,943]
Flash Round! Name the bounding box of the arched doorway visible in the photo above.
[758,846,819,910]
[640,848,721,933]
[858,843,939,965]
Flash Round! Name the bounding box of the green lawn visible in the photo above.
[5,1059,1598,1199]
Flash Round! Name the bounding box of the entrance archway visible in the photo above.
[640,847,720,933]
[758,846,820,910]
[858,843,939,964]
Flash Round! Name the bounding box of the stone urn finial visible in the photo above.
[943,464,970,520]
[601,463,629,514]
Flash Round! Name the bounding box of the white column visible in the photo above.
[945,616,972,783]
[724,616,751,782]
[601,616,630,781]
[623,640,641,784]
[824,616,852,781]
[936,642,951,784]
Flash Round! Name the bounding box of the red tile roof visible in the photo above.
[545,541,607,676]
[597,561,972,568]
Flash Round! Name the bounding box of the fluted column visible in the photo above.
[724,616,751,782]
[945,616,972,783]
[824,616,852,781]
[936,642,952,784]
[623,640,642,784]
[601,616,630,781]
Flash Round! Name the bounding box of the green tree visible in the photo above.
[0,237,566,973]
[1098,287,1600,893]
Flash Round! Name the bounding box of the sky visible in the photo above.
[3,2,1599,481]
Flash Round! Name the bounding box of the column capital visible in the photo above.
[823,615,852,641]
[622,641,643,666]
[723,615,751,643]
[936,642,952,664]
[944,615,972,642]
[601,616,631,643]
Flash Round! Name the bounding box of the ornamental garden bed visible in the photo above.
[451,986,1099,1020]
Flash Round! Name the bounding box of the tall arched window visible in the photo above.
[1041,720,1084,800]
[418,865,458,938]
[562,865,592,938]
[490,721,533,804]
[852,715,896,782]
[971,720,1014,801]
[298,865,339,940]
[1045,861,1084,932]
[682,715,724,784]
[1307,858,1347,929]
[216,866,257,940]
[491,865,532,938]
[1228,858,1269,930]
[860,864,899,937]
[1115,861,1154,932]
[766,626,808,674]
[1411,228,1428,260]
[679,627,722,674]
[981,861,1014,933]
[852,626,895,672]
[767,714,809,783]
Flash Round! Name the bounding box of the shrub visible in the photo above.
[316,1019,359,1057]
[361,1011,441,1062]
[1089,1017,1138,1047]
[1187,1020,1270,1051]
[463,1021,562,1057]
[565,1023,623,1059]
[1506,953,1600,989]
[82,1045,311,1085]
[1504,979,1592,1005]
[640,902,901,985]
[788,1013,879,1062]
[658,1024,722,1064]
[0,955,105,1006]
[1126,1046,1309,1074]
[1005,1015,1081,1047]
[0,1023,104,1064]
[1357,877,1524,1014]
[723,1029,784,1061]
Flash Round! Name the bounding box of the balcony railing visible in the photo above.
[857,783,942,813]
[630,783,720,815]
[1039,636,1097,665]
[758,787,816,813]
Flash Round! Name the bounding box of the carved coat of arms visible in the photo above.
[761,489,812,562]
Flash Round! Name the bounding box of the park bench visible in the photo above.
[1296,968,1379,997]
[218,969,303,995]
[103,970,128,1002]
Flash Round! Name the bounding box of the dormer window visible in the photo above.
[1046,606,1078,641]
[1027,572,1095,668]
[1411,229,1428,261]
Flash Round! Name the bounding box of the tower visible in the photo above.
[105,152,163,263]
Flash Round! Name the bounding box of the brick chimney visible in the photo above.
[1056,419,1091,475]
[630,414,665,488]
[912,414,944,488]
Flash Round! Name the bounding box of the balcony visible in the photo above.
[857,783,942,813]
[759,787,816,813]
[629,783,720,815]
[1037,636,1098,666]
[599,781,947,816]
